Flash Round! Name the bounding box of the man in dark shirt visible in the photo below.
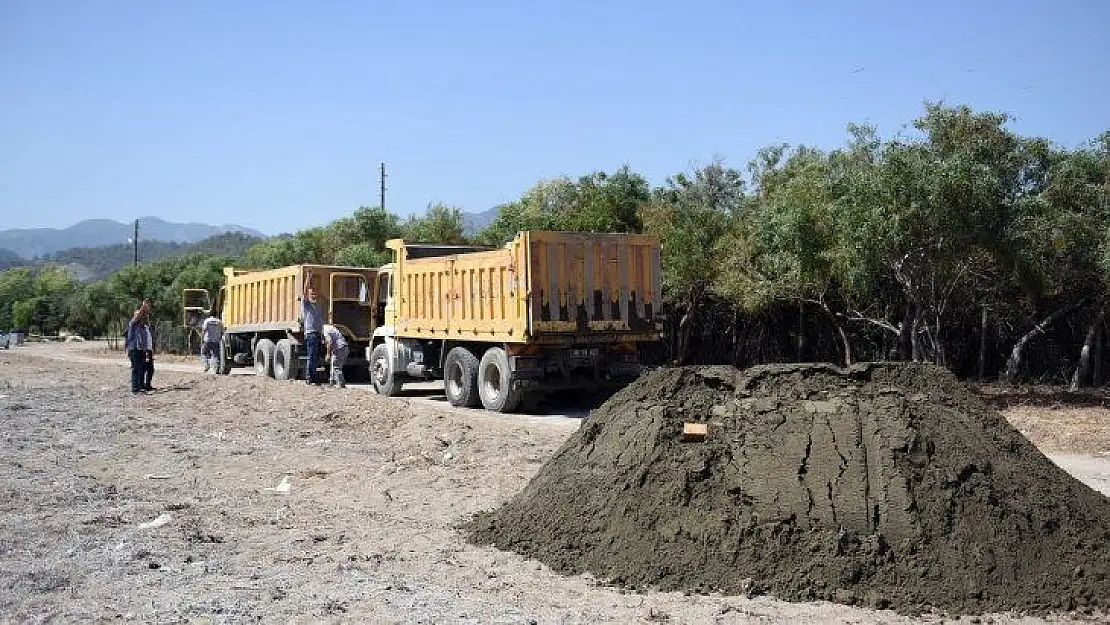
[302,269,324,385]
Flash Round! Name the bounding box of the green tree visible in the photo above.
[641,161,745,363]
[12,299,34,330]
[242,229,327,268]
[325,206,402,261]
[401,202,466,244]
[0,268,34,329]
[717,144,857,364]
[66,281,132,340]
[5,265,79,334]
[479,178,579,245]
[334,243,392,268]
[478,166,650,245]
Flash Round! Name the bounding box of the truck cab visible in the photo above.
[368,244,491,395]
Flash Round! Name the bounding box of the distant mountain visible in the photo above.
[42,232,265,280]
[0,217,265,259]
[462,207,499,236]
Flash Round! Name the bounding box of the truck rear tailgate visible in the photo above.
[526,231,662,339]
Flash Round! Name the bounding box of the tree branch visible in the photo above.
[838,310,899,335]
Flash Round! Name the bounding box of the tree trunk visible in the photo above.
[731,308,742,367]
[897,300,914,360]
[1003,304,1079,385]
[797,299,806,362]
[1070,306,1107,391]
[835,322,852,367]
[1094,319,1104,387]
[933,313,946,366]
[977,305,988,380]
[677,293,701,366]
[910,306,922,362]
[808,298,851,367]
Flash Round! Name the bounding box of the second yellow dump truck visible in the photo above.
[184,264,379,380]
[368,231,664,412]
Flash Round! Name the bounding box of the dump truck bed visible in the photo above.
[389,231,662,344]
[222,264,378,341]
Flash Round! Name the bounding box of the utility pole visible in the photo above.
[133,219,139,267]
[379,162,386,211]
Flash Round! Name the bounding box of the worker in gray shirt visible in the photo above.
[302,268,324,385]
[322,324,349,388]
[201,312,223,373]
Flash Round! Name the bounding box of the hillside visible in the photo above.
[462,207,498,235]
[0,217,264,259]
[40,232,264,280]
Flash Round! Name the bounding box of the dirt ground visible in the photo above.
[1,344,1108,623]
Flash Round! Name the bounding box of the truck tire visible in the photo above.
[254,339,275,378]
[217,338,232,375]
[444,347,480,407]
[370,343,403,396]
[478,347,522,413]
[272,339,297,380]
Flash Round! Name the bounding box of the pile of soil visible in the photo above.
[466,363,1110,615]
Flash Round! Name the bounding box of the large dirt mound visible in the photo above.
[466,363,1110,615]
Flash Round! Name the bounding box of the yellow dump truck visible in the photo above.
[184,264,378,380]
[368,231,663,411]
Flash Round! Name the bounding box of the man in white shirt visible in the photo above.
[321,324,348,388]
[303,269,324,385]
[201,312,223,373]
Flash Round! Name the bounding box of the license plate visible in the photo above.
[570,348,599,360]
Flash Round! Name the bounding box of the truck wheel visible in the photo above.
[254,339,275,378]
[444,347,480,407]
[478,347,522,413]
[217,339,232,375]
[370,343,403,396]
[272,339,297,380]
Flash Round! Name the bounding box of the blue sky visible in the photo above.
[2,0,1107,235]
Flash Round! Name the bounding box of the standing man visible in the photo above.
[302,269,324,385]
[201,311,223,373]
[322,323,348,388]
[142,318,155,391]
[125,299,152,394]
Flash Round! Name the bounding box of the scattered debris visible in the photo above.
[264,475,292,494]
[137,513,172,530]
